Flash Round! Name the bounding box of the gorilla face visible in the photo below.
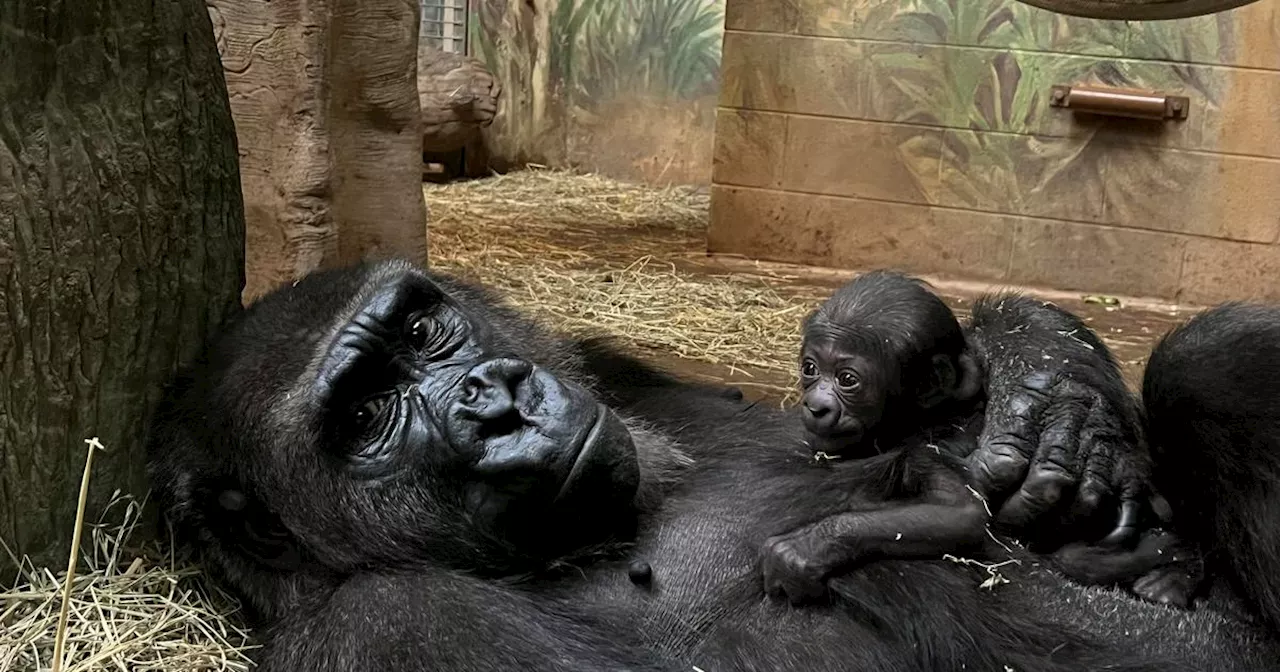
[155,261,641,577]
[797,330,897,457]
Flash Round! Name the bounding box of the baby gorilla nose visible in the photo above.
[460,357,534,421]
[802,395,841,434]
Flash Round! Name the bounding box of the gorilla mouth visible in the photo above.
[551,402,639,512]
[555,403,608,501]
[806,429,867,457]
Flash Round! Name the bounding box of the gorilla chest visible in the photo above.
[558,487,801,651]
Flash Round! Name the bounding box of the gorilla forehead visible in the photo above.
[202,260,592,472]
[213,262,550,413]
[804,270,964,357]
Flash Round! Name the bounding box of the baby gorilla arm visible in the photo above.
[761,462,989,604]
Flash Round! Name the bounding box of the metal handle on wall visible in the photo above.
[1048,85,1189,121]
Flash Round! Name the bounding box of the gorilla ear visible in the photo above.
[210,488,304,572]
[952,352,984,402]
[917,354,957,409]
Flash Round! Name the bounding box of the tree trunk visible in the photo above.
[530,0,556,135]
[208,0,426,303]
[0,0,246,572]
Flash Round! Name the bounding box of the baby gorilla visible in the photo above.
[798,270,983,457]
[762,272,1199,608]
[762,271,994,603]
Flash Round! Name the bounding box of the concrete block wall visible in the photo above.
[710,0,1280,304]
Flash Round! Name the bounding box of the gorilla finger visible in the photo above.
[995,468,1076,531]
[1061,456,1117,535]
[971,387,1050,497]
[969,438,1032,502]
[1099,498,1144,548]
[1097,453,1152,544]
[1003,406,1087,527]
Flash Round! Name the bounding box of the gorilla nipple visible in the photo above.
[627,559,653,586]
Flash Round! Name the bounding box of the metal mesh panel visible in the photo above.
[421,0,468,54]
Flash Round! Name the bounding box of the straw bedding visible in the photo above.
[426,168,824,397]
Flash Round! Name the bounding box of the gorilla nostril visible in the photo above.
[805,402,829,418]
[462,357,534,421]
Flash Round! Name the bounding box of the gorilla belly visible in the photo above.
[560,498,917,672]
[556,464,1280,672]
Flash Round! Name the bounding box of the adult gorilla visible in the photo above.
[146,260,1280,671]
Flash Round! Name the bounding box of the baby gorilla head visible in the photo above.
[798,271,982,457]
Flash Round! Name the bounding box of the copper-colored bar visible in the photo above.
[1049,85,1189,121]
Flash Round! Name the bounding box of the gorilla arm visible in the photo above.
[964,294,1151,546]
[760,453,990,604]
[254,569,674,672]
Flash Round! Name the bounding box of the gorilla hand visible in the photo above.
[965,295,1152,548]
[761,528,836,605]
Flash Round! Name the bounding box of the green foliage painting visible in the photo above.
[794,0,1232,219]
[473,0,724,112]
[467,0,1235,192]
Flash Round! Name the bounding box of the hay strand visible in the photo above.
[50,438,105,672]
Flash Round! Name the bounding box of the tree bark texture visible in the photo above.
[208,0,427,302]
[0,0,247,572]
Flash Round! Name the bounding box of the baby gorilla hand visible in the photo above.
[761,529,836,605]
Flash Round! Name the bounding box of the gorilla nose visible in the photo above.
[460,357,533,421]
[802,397,840,434]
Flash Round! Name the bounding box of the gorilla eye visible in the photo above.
[801,359,818,378]
[837,370,861,390]
[351,395,389,432]
[405,313,447,354]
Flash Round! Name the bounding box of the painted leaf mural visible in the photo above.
[793,0,1230,225]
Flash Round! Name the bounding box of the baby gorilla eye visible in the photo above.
[836,370,861,390]
[801,359,818,378]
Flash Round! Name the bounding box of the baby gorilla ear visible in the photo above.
[917,354,958,409]
[918,352,983,409]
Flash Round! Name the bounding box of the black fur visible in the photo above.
[145,261,1280,672]
[771,271,1195,609]
[965,292,1152,549]
[1144,303,1280,635]
[797,270,984,456]
[763,272,993,603]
